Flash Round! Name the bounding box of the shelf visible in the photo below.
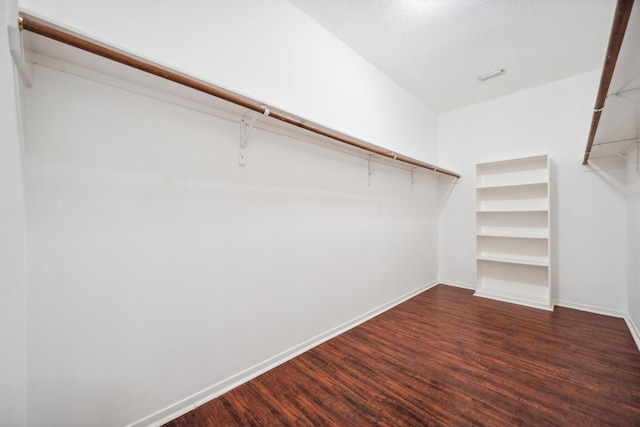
[477,154,548,170]
[476,181,548,190]
[18,13,462,180]
[477,208,548,213]
[477,232,548,239]
[477,255,549,267]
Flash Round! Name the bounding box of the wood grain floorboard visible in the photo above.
[164,285,640,426]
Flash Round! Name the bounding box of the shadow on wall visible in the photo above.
[437,173,461,215]
[579,156,629,192]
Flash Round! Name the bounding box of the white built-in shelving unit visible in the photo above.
[475,154,553,310]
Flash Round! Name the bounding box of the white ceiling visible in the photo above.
[288,0,617,113]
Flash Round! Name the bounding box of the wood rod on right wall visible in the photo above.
[582,0,634,165]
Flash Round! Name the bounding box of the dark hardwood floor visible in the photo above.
[165,285,640,426]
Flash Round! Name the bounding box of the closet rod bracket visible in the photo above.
[367,154,380,186]
[411,168,421,192]
[239,111,259,166]
[9,13,32,86]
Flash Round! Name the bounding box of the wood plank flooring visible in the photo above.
[164,285,640,426]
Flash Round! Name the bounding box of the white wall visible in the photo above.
[0,0,28,425]
[628,144,640,338]
[19,0,438,162]
[23,60,439,426]
[13,2,444,424]
[438,70,628,313]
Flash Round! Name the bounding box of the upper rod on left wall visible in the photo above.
[17,11,461,179]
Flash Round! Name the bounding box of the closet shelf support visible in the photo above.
[239,111,259,166]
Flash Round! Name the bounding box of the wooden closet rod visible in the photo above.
[582,0,634,166]
[18,12,460,179]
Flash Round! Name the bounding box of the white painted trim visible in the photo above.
[624,313,640,351]
[475,289,553,311]
[127,280,440,427]
[553,299,626,319]
[437,280,476,290]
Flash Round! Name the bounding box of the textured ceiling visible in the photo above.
[288,0,617,113]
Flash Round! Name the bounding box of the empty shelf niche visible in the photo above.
[476,155,548,188]
[476,261,551,309]
[476,183,548,212]
[477,211,548,239]
[475,154,552,310]
[477,236,548,266]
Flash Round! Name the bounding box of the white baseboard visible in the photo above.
[475,288,553,311]
[553,299,626,319]
[127,280,440,427]
[437,280,476,290]
[624,313,640,352]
